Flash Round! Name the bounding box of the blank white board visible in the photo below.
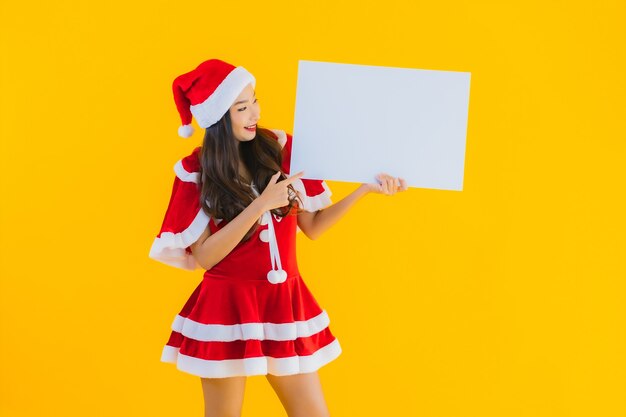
[290,60,471,191]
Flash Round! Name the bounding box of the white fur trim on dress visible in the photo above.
[291,179,333,212]
[269,129,288,149]
[190,66,256,128]
[174,159,200,183]
[172,310,331,342]
[148,208,210,270]
[161,338,342,378]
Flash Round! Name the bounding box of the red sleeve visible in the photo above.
[148,148,210,270]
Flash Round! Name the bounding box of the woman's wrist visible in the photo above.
[250,195,270,215]
[357,183,372,196]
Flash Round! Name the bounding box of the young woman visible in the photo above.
[149,59,407,417]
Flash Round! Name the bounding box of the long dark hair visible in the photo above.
[198,111,303,241]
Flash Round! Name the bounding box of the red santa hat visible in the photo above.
[172,59,256,138]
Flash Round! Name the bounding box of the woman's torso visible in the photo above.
[203,202,301,282]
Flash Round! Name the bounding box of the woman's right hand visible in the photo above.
[257,171,305,211]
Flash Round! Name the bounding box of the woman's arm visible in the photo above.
[189,198,267,270]
[297,184,369,240]
[297,174,407,240]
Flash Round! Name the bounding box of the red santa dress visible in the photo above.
[149,129,342,378]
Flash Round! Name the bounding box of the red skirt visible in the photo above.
[160,272,342,378]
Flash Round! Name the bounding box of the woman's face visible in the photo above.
[229,83,260,142]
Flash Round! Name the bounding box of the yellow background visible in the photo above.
[1,0,625,416]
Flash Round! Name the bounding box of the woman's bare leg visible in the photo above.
[265,371,331,417]
[200,376,247,417]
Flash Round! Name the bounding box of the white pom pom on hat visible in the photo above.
[172,59,256,138]
[177,124,194,138]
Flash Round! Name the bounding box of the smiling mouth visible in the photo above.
[244,124,257,131]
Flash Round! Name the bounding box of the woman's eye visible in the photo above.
[237,99,258,112]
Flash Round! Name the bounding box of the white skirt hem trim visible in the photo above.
[172,310,331,342]
[161,338,342,378]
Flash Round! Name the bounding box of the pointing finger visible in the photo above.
[281,171,306,185]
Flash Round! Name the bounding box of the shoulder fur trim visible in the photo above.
[269,129,288,149]
[174,160,200,183]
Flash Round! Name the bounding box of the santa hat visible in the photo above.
[172,59,256,138]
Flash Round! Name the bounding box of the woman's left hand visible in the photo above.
[362,173,408,195]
